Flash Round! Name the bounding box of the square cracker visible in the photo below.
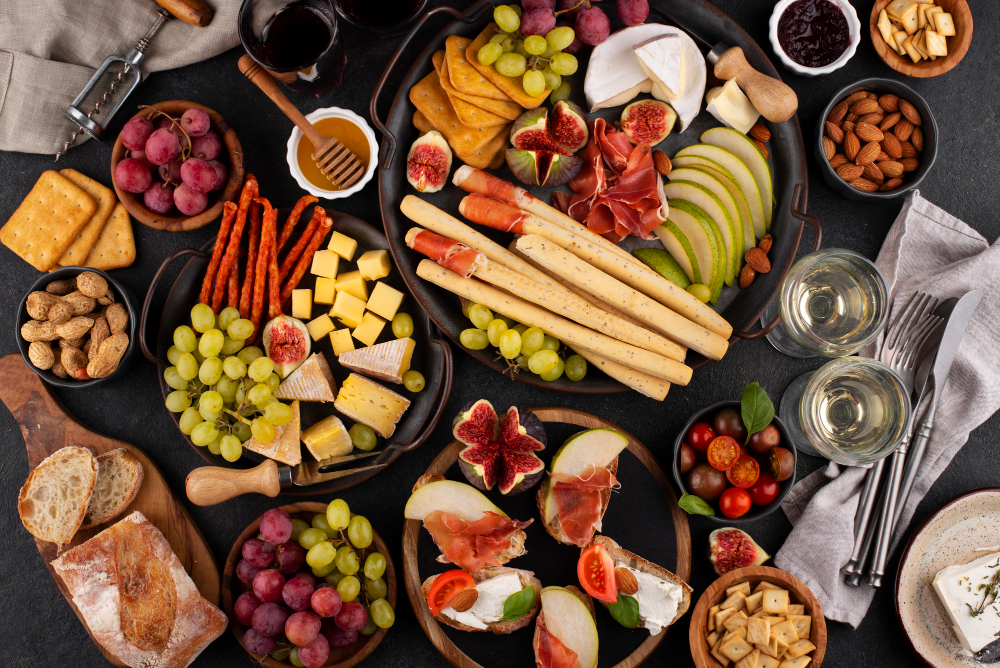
[434,52,510,127]
[466,25,550,109]
[445,35,510,101]
[412,111,507,170]
[409,71,508,155]
[441,66,523,121]
[1,170,96,271]
[83,203,135,270]
[57,169,116,267]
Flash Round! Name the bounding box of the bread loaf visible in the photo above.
[81,448,143,530]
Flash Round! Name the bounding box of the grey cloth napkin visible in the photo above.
[774,190,1000,628]
[0,0,240,155]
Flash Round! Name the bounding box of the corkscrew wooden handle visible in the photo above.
[237,54,327,149]
[714,47,799,123]
[156,0,213,26]
[185,459,283,506]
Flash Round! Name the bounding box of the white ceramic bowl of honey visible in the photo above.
[286,107,377,199]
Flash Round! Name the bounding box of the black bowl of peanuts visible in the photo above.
[16,268,138,388]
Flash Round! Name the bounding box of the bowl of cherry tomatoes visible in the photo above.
[672,400,796,524]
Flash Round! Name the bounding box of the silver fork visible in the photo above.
[844,292,940,584]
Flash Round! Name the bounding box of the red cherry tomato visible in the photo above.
[679,443,696,474]
[687,422,716,453]
[747,472,780,506]
[427,569,476,616]
[726,455,760,489]
[769,447,795,482]
[707,435,740,471]
[578,544,618,603]
[719,487,752,519]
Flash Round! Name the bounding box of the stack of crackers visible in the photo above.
[1,170,136,273]
[408,29,549,170]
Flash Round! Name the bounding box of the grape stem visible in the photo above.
[554,0,590,17]
[136,105,194,162]
[223,407,252,425]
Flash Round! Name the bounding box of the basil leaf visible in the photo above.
[502,586,536,621]
[678,493,716,516]
[609,594,640,629]
[741,381,775,443]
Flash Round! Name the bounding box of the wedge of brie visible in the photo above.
[705,79,760,134]
[647,27,706,132]
[933,551,1000,655]
[633,34,683,97]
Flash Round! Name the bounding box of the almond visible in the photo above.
[844,131,861,161]
[837,163,864,181]
[879,94,900,113]
[855,141,881,166]
[894,119,914,142]
[823,136,836,160]
[881,132,903,160]
[878,160,904,178]
[880,112,901,131]
[900,157,920,172]
[739,264,756,289]
[825,121,844,143]
[745,247,770,273]
[878,151,891,162]
[845,90,869,105]
[653,150,671,176]
[828,101,849,124]
[851,98,880,115]
[911,127,924,151]
[758,234,773,254]
[863,163,884,182]
[829,153,847,168]
[753,139,769,159]
[855,122,884,143]
[450,588,479,612]
[616,567,639,596]
[842,120,856,133]
[858,112,884,125]
[845,112,859,123]
[899,99,922,126]
[867,91,879,100]
[881,177,903,191]
[900,141,917,158]
[850,178,879,192]
[749,123,771,143]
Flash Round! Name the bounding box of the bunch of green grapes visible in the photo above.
[164,304,294,462]
[296,498,395,632]
[458,300,587,382]
[477,5,579,102]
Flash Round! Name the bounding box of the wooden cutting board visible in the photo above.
[0,354,221,667]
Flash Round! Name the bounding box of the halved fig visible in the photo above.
[507,149,583,188]
[620,99,676,146]
[262,315,311,378]
[550,100,589,154]
[455,399,547,495]
[708,527,770,575]
[406,130,452,193]
[510,108,563,153]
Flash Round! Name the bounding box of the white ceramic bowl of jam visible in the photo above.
[286,107,377,199]
[769,0,861,77]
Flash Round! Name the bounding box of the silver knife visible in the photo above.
[868,290,982,587]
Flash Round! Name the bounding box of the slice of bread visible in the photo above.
[589,535,693,630]
[421,566,542,634]
[537,457,619,547]
[81,448,144,530]
[18,446,98,548]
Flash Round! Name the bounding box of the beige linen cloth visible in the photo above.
[774,191,1000,628]
[0,0,240,155]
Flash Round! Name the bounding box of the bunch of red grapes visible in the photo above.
[114,107,228,217]
[523,0,649,47]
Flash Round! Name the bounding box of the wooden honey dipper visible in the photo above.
[238,54,364,188]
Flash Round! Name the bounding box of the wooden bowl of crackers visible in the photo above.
[110,100,244,232]
[870,0,972,78]
[689,566,827,668]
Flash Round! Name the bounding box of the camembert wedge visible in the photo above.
[245,400,301,465]
[275,353,336,402]
[338,337,415,384]
[334,374,410,438]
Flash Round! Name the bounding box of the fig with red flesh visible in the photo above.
[406,130,452,193]
[506,149,583,188]
[708,528,770,576]
[549,100,589,154]
[620,99,676,146]
[510,108,564,154]
[455,399,546,495]
[263,315,312,378]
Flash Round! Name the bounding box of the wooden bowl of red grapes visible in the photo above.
[223,501,396,668]
[110,100,244,232]
[672,385,796,524]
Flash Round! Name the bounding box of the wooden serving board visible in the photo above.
[0,354,221,667]
[403,407,692,668]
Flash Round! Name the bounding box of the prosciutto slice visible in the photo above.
[407,229,486,277]
[422,510,532,573]
[534,613,581,668]
[551,467,618,548]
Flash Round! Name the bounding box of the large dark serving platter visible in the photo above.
[140,207,452,495]
[371,0,818,394]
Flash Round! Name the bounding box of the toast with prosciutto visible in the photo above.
[405,474,531,572]
[421,566,541,634]
[537,428,627,548]
[534,585,599,668]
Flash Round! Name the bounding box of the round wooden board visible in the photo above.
[222,502,397,668]
[403,407,691,668]
[688,566,828,668]
[870,0,972,78]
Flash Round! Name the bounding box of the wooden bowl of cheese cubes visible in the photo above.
[689,566,827,668]
[870,0,972,78]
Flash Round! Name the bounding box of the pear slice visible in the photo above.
[662,200,724,303]
[662,181,737,286]
[651,223,700,283]
[539,587,599,668]
[550,428,627,477]
[404,480,507,522]
[673,147,765,238]
[701,127,774,232]
[694,165,755,253]
[668,167,744,273]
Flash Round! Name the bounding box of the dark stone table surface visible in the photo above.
[1,1,997,666]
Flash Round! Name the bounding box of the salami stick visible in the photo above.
[250,197,276,343]
[227,263,239,309]
[212,175,258,313]
[267,206,282,321]
[198,201,237,305]
[279,214,332,309]
[277,195,318,251]
[278,206,324,282]
[239,200,262,318]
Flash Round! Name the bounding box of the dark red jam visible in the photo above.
[777,0,851,68]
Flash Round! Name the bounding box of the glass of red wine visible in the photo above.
[238,0,348,96]
[333,0,427,36]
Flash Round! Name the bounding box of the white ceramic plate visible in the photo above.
[896,489,1000,667]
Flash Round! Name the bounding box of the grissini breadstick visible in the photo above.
[573,348,670,401]
[406,228,685,361]
[460,193,732,339]
[515,234,729,360]
[415,259,693,385]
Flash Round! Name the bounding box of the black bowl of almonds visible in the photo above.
[816,77,938,201]
[16,268,138,388]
